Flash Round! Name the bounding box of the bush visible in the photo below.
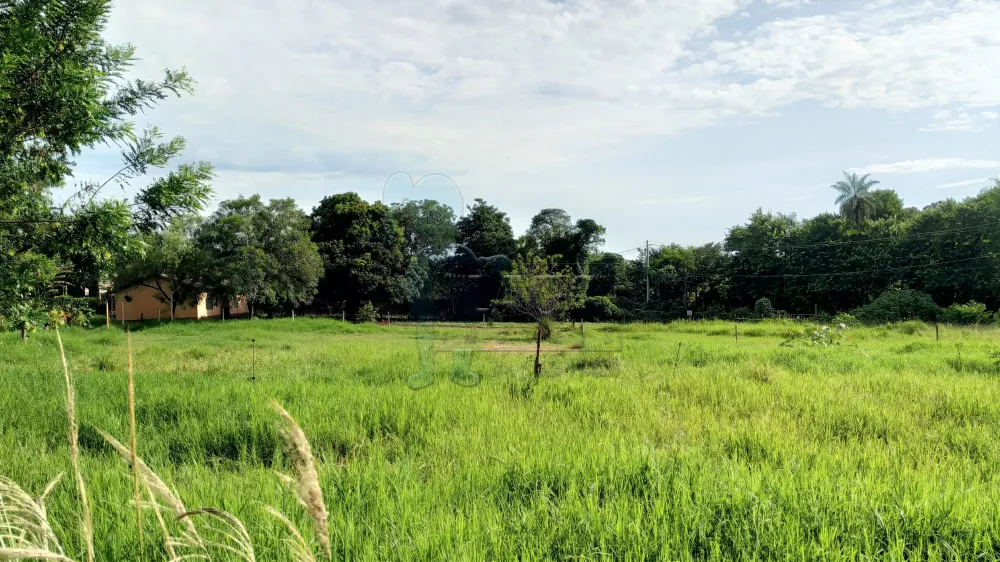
[754,298,776,318]
[577,296,620,322]
[852,289,939,324]
[355,301,378,323]
[940,301,993,325]
[833,313,858,327]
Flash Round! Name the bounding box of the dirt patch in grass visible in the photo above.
[481,342,584,353]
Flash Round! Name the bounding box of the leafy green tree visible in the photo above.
[867,189,905,222]
[495,254,587,377]
[0,252,60,340]
[0,0,213,328]
[782,213,896,313]
[457,198,517,258]
[522,208,572,254]
[310,193,408,314]
[724,209,797,310]
[832,172,880,226]
[198,196,322,316]
[389,199,458,259]
[895,185,1000,308]
[521,209,606,271]
[587,252,631,298]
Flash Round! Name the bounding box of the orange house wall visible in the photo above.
[114,281,249,321]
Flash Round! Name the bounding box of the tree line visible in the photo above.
[109,174,1000,326]
[3,0,999,335]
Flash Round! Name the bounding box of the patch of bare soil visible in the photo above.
[481,342,584,352]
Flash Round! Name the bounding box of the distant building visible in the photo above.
[112,278,248,321]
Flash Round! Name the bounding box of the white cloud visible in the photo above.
[935,177,993,189]
[921,110,980,132]
[849,159,1000,175]
[96,0,1000,183]
[760,0,812,7]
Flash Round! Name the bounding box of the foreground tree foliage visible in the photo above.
[0,0,214,333]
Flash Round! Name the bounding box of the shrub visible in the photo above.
[577,296,620,322]
[538,317,553,340]
[355,301,378,323]
[754,298,776,318]
[940,301,993,325]
[852,289,939,324]
[833,313,858,327]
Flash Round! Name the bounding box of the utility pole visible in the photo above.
[645,240,650,303]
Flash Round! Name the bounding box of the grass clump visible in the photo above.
[896,320,927,335]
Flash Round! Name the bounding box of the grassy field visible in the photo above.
[2,318,999,561]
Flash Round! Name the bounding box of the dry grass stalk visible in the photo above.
[0,475,67,560]
[93,427,200,543]
[142,487,177,561]
[37,472,65,522]
[176,508,255,562]
[126,330,144,549]
[0,547,75,561]
[262,506,316,562]
[55,329,94,562]
[271,400,331,560]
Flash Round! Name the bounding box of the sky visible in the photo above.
[68,0,1000,253]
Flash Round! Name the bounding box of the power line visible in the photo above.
[679,256,991,279]
[649,222,995,253]
[607,247,640,255]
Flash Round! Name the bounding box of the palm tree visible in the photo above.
[832,172,879,226]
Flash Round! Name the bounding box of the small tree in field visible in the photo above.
[495,255,586,378]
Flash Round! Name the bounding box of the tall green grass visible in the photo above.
[1,318,999,560]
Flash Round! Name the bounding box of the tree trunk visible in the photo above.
[534,322,542,379]
[20,326,27,342]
